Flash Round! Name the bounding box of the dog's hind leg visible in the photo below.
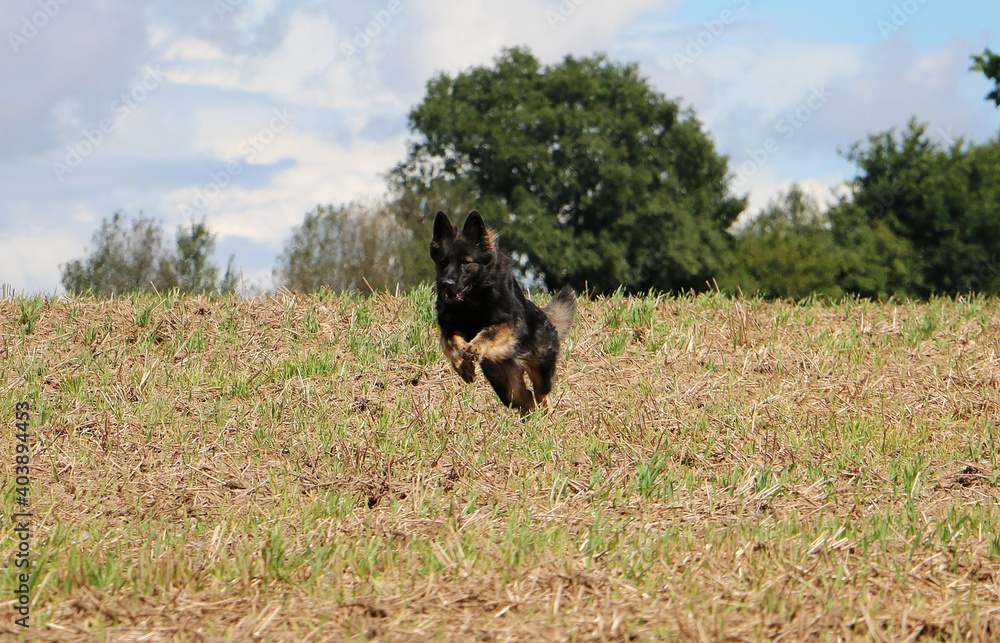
[525,355,557,410]
[481,359,535,415]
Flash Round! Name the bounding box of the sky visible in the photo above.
[2,0,998,294]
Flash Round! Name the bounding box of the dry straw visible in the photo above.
[1,287,999,640]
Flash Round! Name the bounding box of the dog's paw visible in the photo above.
[459,343,481,363]
[456,358,476,383]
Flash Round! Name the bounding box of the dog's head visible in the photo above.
[429,210,497,304]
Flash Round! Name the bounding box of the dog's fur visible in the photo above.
[430,210,576,415]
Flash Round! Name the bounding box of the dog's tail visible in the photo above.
[543,287,577,342]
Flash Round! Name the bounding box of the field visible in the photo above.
[2,286,1000,641]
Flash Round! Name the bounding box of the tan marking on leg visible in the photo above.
[442,334,475,383]
[466,323,518,362]
[525,362,550,411]
[507,367,535,416]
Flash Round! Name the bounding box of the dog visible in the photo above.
[430,210,577,415]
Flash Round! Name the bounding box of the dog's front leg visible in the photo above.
[461,323,518,363]
[441,334,477,383]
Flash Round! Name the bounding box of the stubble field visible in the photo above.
[2,287,1000,641]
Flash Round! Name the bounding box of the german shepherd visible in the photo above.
[430,210,577,415]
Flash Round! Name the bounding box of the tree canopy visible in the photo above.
[392,47,745,294]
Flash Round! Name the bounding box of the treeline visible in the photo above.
[61,48,1000,300]
[62,213,239,296]
[730,120,1000,299]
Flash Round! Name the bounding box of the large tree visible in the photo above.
[391,47,745,294]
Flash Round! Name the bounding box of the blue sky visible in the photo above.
[2,0,998,293]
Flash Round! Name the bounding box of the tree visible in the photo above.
[972,48,1000,107]
[829,119,1000,297]
[62,212,176,295]
[175,220,221,293]
[388,178,478,287]
[391,47,745,294]
[62,212,232,295]
[274,200,413,293]
[827,206,922,300]
[726,186,846,300]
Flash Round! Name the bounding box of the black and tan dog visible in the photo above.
[430,210,576,414]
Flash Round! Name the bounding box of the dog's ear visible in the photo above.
[462,211,492,249]
[432,211,455,244]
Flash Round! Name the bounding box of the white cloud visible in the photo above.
[638,31,865,134]
[0,232,82,295]
[160,11,406,114]
[159,130,408,244]
[823,38,995,142]
[411,0,670,76]
[71,204,101,225]
[698,41,863,121]
[233,0,279,32]
[0,1,148,156]
[161,37,231,63]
